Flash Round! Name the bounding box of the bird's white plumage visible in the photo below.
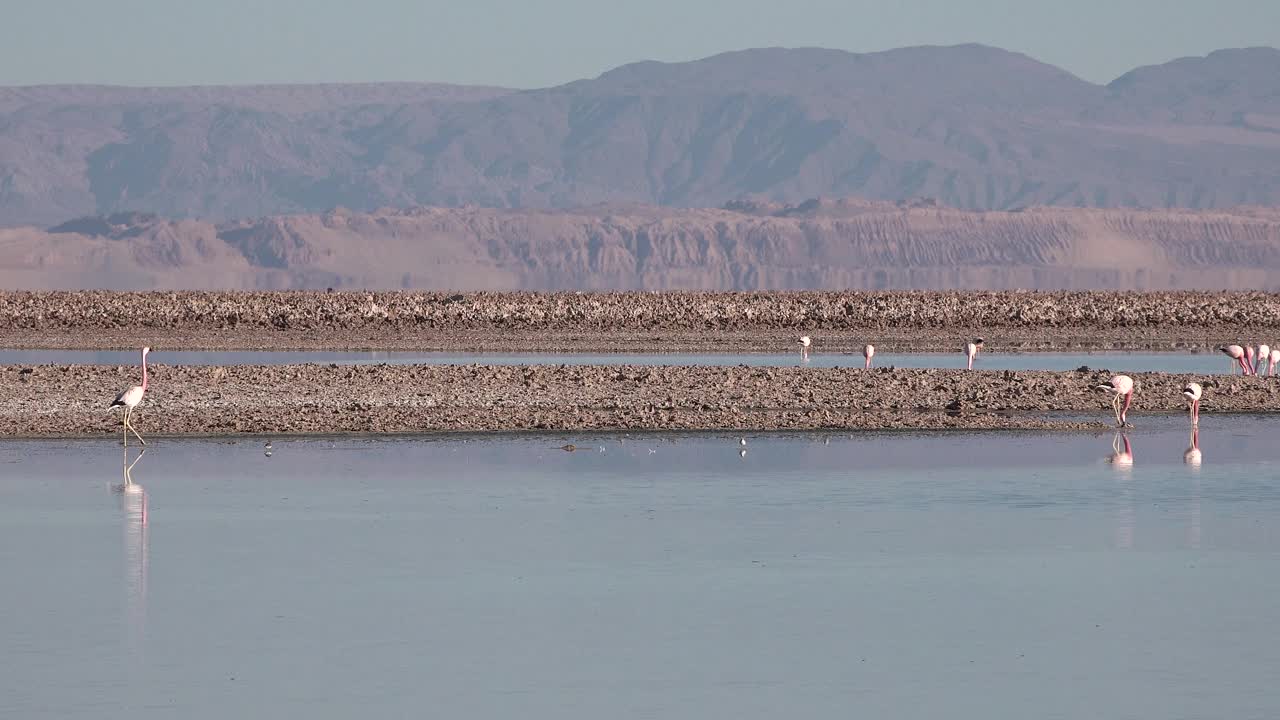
[113,385,145,409]
[1181,382,1202,402]
[798,336,812,348]
[1100,375,1134,395]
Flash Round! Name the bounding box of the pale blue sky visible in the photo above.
[3,0,1277,88]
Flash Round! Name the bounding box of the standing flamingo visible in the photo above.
[1181,381,1202,426]
[1245,345,1257,374]
[863,344,875,369]
[798,335,811,360]
[1269,348,1280,376]
[1095,374,1135,427]
[964,338,984,370]
[110,347,151,446]
[1257,345,1271,375]
[1219,345,1252,375]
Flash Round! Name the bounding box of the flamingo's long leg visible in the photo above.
[122,406,130,447]
[124,407,146,446]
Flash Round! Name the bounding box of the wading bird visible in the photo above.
[1181,381,1202,426]
[1257,345,1271,375]
[1096,374,1135,427]
[1220,345,1253,375]
[1245,345,1257,374]
[964,338,984,370]
[1269,349,1280,376]
[798,335,812,360]
[110,347,150,446]
[863,344,875,369]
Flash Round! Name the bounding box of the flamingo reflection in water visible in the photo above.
[1184,427,1203,549]
[1105,433,1135,549]
[113,448,149,642]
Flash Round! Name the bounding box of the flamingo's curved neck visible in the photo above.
[140,350,148,391]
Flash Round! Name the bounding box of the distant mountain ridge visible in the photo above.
[2,44,1280,227]
[3,199,1279,291]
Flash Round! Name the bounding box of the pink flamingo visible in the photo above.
[1096,374,1135,427]
[1257,344,1271,375]
[1245,345,1257,374]
[1219,345,1252,375]
[964,338,984,370]
[110,347,151,446]
[1181,381,1202,426]
[1269,349,1280,376]
[798,335,811,360]
[863,344,875,369]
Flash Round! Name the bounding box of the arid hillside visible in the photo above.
[3,45,1280,225]
[2,200,1279,290]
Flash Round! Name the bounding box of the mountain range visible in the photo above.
[3,199,1278,291]
[3,44,1280,226]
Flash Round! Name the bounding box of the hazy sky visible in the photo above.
[3,0,1277,88]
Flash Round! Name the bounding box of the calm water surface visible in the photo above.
[2,421,1279,718]
[0,349,1258,374]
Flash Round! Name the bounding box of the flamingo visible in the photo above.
[1269,349,1280,376]
[1095,374,1135,427]
[1181,381,1202,426]
[1245,345,1257,374]
[109,347,151,446]
[1219,345,1252,375]
[798,335,812,360]
[1257,345,1271,375]
[863,344,875,369]
[964,338,984,370]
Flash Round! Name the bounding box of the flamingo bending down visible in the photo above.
[1181,381,1202,426]
[1245,345,1257,374]
[863,344,875,369]
[964,338,984,370]
[1219,345,1252,375]
[1257,345,1271,375]
[110,347,151,446]
[1269,349,1280,376]
[1095,374,1135,427]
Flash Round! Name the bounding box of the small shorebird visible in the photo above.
[1181,381,1202,426]
[1096,374,1135,427]
[964,338,984,370]
[798,335,812,360]
[1220,345,1252,375]
[1257,345,1271,375]
[863,344,875,369]
[110,347,151,446]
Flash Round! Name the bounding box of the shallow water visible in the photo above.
[0,348,1262,374]
[2,420,1279,718]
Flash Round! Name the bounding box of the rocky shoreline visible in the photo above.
[1,290,1278,352]
[1,363,1273,438]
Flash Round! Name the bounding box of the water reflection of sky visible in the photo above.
[1,423,1278,719]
